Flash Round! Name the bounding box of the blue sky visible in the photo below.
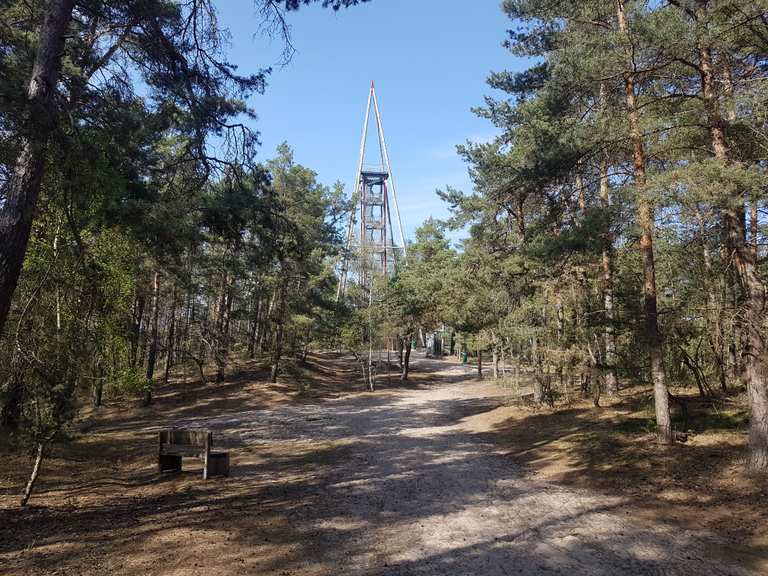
[217,0,527,241]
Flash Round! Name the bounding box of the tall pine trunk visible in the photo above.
[598,83,619,395]
[130,293,145,368]
[216,278,232,383]
[247,295,261,359]
[163,287,178,385]
[532,336,544,404]
[616,0,672,444]
[270,281,287,383]
[144,272,160,406]
[699,43,768,472]
[0,0,74,336]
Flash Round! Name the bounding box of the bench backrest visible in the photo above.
[159,429,212,450]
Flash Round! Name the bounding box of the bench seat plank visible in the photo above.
[160,446,206,456]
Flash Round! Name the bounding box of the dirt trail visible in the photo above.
[2,353,759,575]
[219,354,752,576]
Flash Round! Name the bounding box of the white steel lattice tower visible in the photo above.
[338,82,407,298]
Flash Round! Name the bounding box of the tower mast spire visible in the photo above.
[337,83,406,299]
[371,86,407,259]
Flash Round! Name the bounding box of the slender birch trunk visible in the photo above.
[20,440,46,507]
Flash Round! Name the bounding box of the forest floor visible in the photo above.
[1,352,766,575]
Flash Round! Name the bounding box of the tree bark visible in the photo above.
[20,440,47,507]
[144,271,161,406]
[260,284,279,352]
[477,347,483,379]
[699,42,768,472]
[0,0,75,336]
[93,364,104,407]
[130,293,145,368]
[270,281,287,383]
[400,337,412,381]
[138,300,150,370]
[247,295,261,359]
[270,320,284,383]
[163,287,178,385]
[500,343,507,377]
[532,336,544,404]
[182,289,193,355]
[598,83,619,396]
[751,199,759,261]
[616,0,672,444]
[720,57,746,386]
[216,277,232,382]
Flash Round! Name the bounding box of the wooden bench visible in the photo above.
[158,428,230,479]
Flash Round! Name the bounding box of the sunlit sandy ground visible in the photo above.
[1,352,765,575]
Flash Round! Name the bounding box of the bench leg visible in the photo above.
[158,453,182,474]
[205,453,230,479]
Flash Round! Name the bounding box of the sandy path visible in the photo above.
[3,354,756,575]
[175,354,751,575]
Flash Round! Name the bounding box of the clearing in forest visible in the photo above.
[1,352,765,575]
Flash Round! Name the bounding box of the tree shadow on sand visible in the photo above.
[2,355,764,575]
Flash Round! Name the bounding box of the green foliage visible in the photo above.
[108,368,152,400]
[428,0,768,421]
[0,1,369,485]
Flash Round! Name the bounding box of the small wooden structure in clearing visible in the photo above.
[157,428,230,479]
